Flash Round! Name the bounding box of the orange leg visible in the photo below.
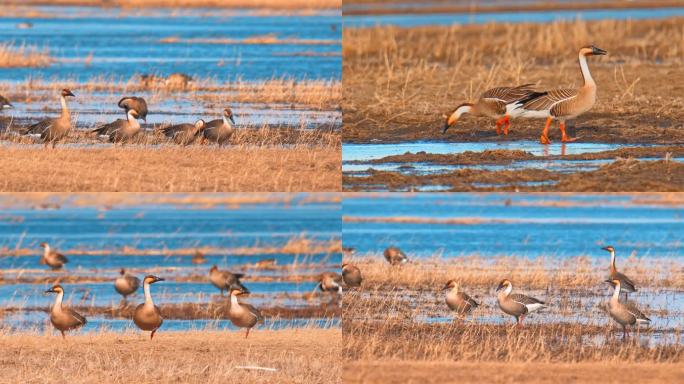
[495,117,504,135]
[503,115,510,136]
[150,330,156,340]
[540,117,552,145]
[245,328,251,338]
[61,330,66,339]
[560,121,577,143]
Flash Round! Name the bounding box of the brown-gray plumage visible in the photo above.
[192,250,206,264]
[91,109,141,143]
[606,279,650,340]
[443,84,546,135]
[443,280,479,317]
[520,45,607,144]
[496,279,546,327]
[319,272,343,293]
[602,246,637,297]
[342,263,362,287]
[384,246,408,266]
[228,286,264,338]
[114,268,140,299]
[45,285,87,338]
[118,96,148,121]
[209,265,247,296]
[0,94,12,109]
[39,242,68,270]
[166,73,193,90]
[133,275,164,339]
[202,108,235,146]
[23,88,75,148]
[159,119,205,145]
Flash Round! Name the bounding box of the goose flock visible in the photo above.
[38,242,341,339]
[343,245,651,340]
[0,90,236,148]
[443,45,608,144]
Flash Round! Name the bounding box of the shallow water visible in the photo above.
[0,6,341,82]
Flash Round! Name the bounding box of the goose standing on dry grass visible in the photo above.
[203,108,235,147]
[606,279,650,340]
[23,88,75,148]
[443,280,479,319]
[0,94,12,109]
[39,242,68,270]
[209,265,247,296]
[118,96,148,122]
[521,45,607,144]
[384,246,408,266]
[114,268,140,300]
[133,275,164,339]
[228,285,263,338]
[602,245,637,299]
[496,279,546,327]
[45,284,87,338]
[91,108,141,144]
[160,119,205,145]
[442,84,545,136]
[342,263,362,288]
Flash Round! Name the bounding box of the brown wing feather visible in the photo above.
[65,308,87,326]
[242,303,264,322]
[55,252,68,263]
[623,301,650,321]
[509,293,544,306]
[458,292,479,308]
[522,88,578,111]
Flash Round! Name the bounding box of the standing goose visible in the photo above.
[203,108,235,147]
[118,96,148,122]
[159,119,205,145]
[45,284,87,338]
[91,108,141,143]
[601,246,636,298]
[443,280,479,318]
[606,279,651,340]
[520,45,607,144]
[39,242,68,270]
[209,265,247,296]
[0,94,13,109]
[114,268,140,300]
[443,84,545,136]
[496,279,546,327]
[133,275,164,339]
[342,263,363,288]
[384,246,408,266]
[228,285,263,338]
[23,88,75,148]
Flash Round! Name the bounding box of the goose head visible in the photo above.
[442,103,473,134]
[223,108,235,125]
[39,242,48,249]
[230,285,249,296]
[119,268,126,276]
[580,45,607,56]
[45,284,64,294]
[61,89,75,98]
[601,245,615,253]
[209,265,218,273]
[143,275,164,285]
[442,279,458,291]
[496,279,512,292]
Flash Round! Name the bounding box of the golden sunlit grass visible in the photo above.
[0,329,341,384]
[0,43,52,68]
[10,0,341,9]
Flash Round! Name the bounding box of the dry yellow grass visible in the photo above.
[0,43,52,68]
[7,0,341,9]
[0,146,340,192]
[0,329,341,383]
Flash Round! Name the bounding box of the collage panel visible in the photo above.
[342,193,684,383]
[0,193,341,382]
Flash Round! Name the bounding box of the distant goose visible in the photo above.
[202,108,235,147]
[606,279,650,340]
[209,265,247,296]
[602,246,637,298]
[0,94,12,109]
[166,73,193,90]
[496,279,546,327]
[192,250,206,264]
[91,108,141,143]
[383,246,408,266]
[118,96,148,122]
[114,268,140,299]
[318,272,343,294]
[228,285,263,338]
[23,88,75,148]
[133,275,164,339]
[45,284,87,338]
[443,280,479,318]
[39,242,68,270]
[342,263,362,287]
[159,119,205,145]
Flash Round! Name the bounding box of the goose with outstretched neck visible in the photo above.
[133,275,164,339]
[23,88,75,148]
[45,284,87,338]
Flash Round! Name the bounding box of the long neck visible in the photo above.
[127,111,140,129]
[611,282,621,301]
[610,251,616,271]
[54,291,64,310]
[504,284,512,296]
[44,245,50,257]
[144,281,153,305]
[230,292,239,307]
[60,96,70,119]
[578,54,595,88]
[451,285,459,295]
[222,115,233,127]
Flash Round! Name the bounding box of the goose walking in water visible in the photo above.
[606,279,650,340]
[39,242,68,270]
[45,284,87,338]
[228,285,263,338]
[159,119,205,145]
[203,108,235,147]
[443,280,479,319]
[520,45,607,144]
[209,265,248,296]
[602,246,637,299]
[91,108,141,144]
[443,84,545,136]
[23,89,75,148]
[114,268,140,300]
[496,279,546,327]
[133,275,164,339]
